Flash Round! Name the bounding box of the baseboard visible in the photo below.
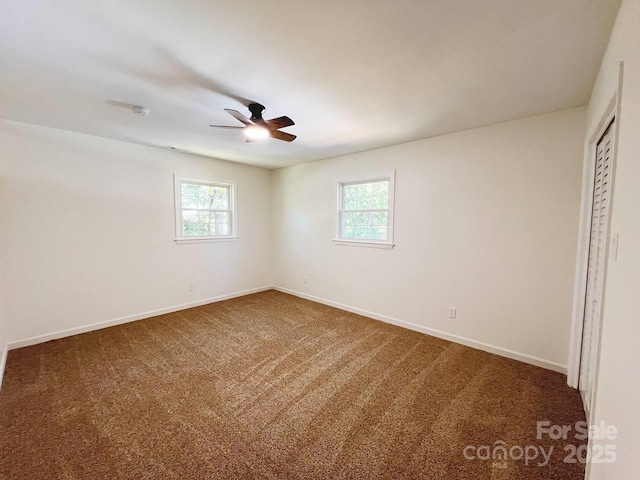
[6,284,567,375]
[273,286,567,374]
[8,286,272,350]
[0,343,8,391]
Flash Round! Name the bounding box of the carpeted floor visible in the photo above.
[0,290,585,479]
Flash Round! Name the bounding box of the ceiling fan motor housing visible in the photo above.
[248,103,266,122]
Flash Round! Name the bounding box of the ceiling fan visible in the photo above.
[210,103,296,142]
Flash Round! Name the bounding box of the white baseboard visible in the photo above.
[0,343,7,391]
[273,286,567,374]
[8,286,272,350]
[5,284,567,375]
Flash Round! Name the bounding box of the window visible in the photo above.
[174,176,237,244]
[334,171,395,249]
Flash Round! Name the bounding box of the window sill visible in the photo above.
[175,236,239,245]
[332,239,395,250]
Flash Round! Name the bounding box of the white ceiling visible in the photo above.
[0,0,620,168]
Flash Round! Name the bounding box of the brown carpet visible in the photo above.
[0,290,585,479]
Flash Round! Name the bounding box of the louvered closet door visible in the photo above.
[579,120,614,411]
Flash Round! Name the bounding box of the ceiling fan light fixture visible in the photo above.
[244,125,270,140]
[211,104,296,143]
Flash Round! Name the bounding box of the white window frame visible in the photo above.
[174,175,238,244]
[333,170,395,249]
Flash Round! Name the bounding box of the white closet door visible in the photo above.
[579,120,614,411]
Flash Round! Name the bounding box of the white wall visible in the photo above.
[0,120,273,345]
[272,107,586,370]
[584,1,640,478]
[0,107,589,375]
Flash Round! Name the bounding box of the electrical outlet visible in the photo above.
[448,307,456,319]
[188,283,194,291]
[303,276,309,285]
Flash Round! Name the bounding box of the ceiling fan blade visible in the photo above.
[266,116,295,130]
[224,109,253,126]
[209,125,245,129]
[271,130,297,142]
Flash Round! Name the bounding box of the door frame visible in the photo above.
[566,63,623,413]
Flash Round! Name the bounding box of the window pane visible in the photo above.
[214,211,230,225]
[339,177,391,242]
[342,180,389,211]
[344,196,359,210]
[372,211,388,226]
[344,184,359,200]
[355,212,369,226]
[181,184,201,209]
[210,186,230,210]
[372,195,389,209]
[341,226,356,238]
[341,212,357,226]
[183,210,209,236]
[182,210,230,236]
[355,226,371,238]
[356,196,372,209]
[372,181,389,196]
[181,183,229,210]
[357,183,371,196]
[213,222,230,236]
[371,225,388,240]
